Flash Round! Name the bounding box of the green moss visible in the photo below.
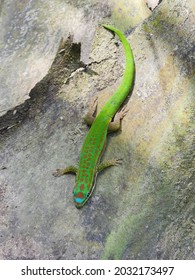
[101,211,146,259]
[101,176,174,259]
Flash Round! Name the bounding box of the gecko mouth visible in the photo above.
[75,202,84,209]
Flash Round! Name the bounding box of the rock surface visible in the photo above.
[0,0,194,259]
[0,0,150,116]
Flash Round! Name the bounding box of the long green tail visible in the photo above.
[99,24,135,119]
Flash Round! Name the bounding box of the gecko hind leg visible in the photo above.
[108,105,129,132]
[52,165,78,177]
[84,96,98,126]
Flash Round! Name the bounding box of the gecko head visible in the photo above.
[73,190,91,209]
[73,182,94,209]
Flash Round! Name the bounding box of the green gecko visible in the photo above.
[53,24,135,208]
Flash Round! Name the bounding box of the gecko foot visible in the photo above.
[113,158,123,166]
[52,169,65,177]
[116,105,129,120]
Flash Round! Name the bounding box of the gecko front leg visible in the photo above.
[52,165,78,177]
[97,158,122,173]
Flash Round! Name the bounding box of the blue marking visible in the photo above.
[74,197,84,204]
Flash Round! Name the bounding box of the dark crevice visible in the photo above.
[0,35,83,134]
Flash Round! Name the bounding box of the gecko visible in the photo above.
[53,24,135,208]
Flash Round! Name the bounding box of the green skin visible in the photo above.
[53,24,135,208]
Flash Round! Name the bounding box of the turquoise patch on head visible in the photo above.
[74,197,84,204]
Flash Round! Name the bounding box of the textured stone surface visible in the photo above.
[0,0,149,116]
[0,0,194,260]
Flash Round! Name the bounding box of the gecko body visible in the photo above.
[53,25,135,208]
